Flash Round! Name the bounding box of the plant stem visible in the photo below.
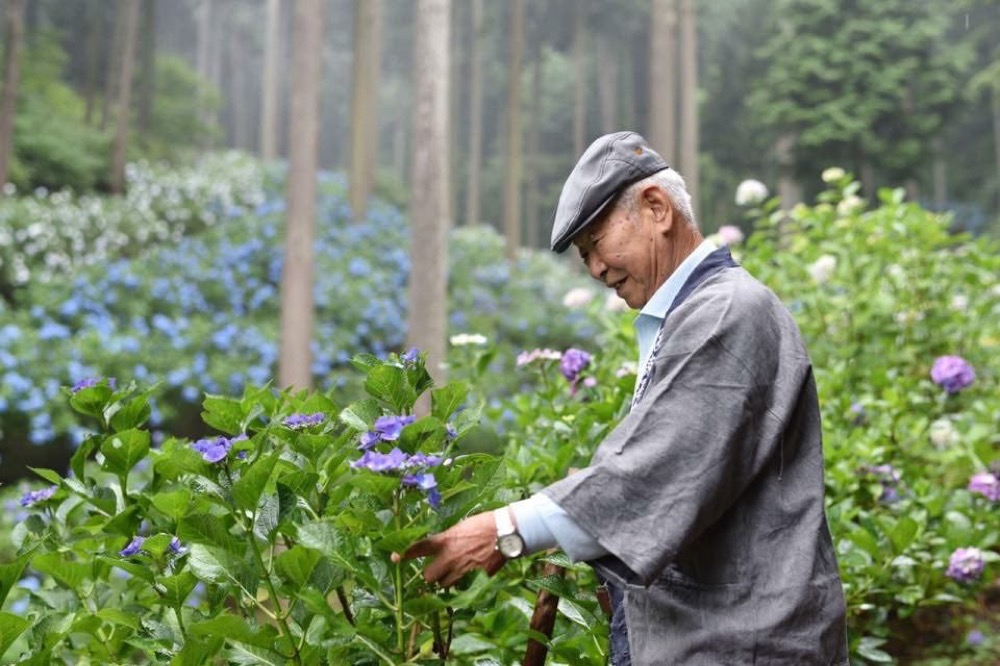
[392,491,405,655]
[247,512,302,665]
[336,586,355,626]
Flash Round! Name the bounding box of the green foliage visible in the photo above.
[140,55,222,162]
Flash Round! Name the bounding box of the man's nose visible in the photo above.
[585,255,607,282]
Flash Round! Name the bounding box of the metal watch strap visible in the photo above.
[494,507,516,538]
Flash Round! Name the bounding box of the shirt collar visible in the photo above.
[636,239,719,323]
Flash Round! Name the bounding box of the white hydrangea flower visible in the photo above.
[887,264,905,281]
[717,225,745,246]
[449,333,488,347]
[894,310,925,326]
[562,287,594,309]
[821,167,845,183]
[605,293,630,312]
[837,195,864,216]
[735,179,769,206]
[929,418,958,449]
[950,294,969,312]
[808,255,837,284]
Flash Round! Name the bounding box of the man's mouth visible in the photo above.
[610,278,626,292]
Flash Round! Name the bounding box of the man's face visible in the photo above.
[572,201,665,310]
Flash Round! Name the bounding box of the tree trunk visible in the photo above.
[993,82,1000,212]
[259,0,280,160]
[525,42,542,248]
[572,0,587,158]
[349,0,383,222]
[407,0,451,385]
[137,0,156,139]
[207,0,224,149]
[678,0,699,216]
[101,0,126,132]
[649,0,677,164]
[502,0,525,261]
[196,0,213,146]
[597,32,618,134]
[279,0,325,390]
[0,0,26,191]
[775,132,800,210]
[464,0,483,226]
[931,137,946,207]
[393,99,406,184]
[84,0,102,124]
[227,20,251,150]
[110,0,140,195]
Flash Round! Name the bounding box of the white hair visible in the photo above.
[614,168,698,229]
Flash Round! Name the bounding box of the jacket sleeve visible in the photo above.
[542,278,811,585]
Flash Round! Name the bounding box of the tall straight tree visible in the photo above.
[348,0,383,222]
[572,0,587,158]
[464,0,483,226]
[0,0,26,191]
[259,0,281,160]
[407,0,451,381]
[83,0,102,124]
[109,0,140,195]
[502,0,525,261]
[137,0,156,138]
[649,0,678,164]
[101,0,126,131]
[678,0,699,214]
[279,0,325,389]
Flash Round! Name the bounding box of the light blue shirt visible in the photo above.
[510,239,719,561]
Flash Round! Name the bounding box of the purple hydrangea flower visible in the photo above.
[862,464,902,504]
[192,436,234,464]
[966,629,985,646]
[119,536,145,557]
[946,547,985,583]
[407,453,443,468]
[560,348,592,382]
[445,424,458,441]
[930,356,975,394]
[402,473,441,509]
[283,412,325,429]
[71,377,101,393]
[359,431,380,450]
[351,447,410,473]
[373,415,415,441]
[169,537,188,555]
[20,485,57,507]
[849,402,867,426]
[968,472,1000,502]
[402,348,420,364]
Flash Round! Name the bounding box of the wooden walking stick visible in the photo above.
[523,558,566,666]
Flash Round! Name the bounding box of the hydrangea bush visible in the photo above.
[2,351,508,664]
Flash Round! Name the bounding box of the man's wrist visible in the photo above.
[494,507,525,559]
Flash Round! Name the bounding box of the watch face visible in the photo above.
[498,534,525,558]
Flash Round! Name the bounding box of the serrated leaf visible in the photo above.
[151,489,192,520]
[96,607,140,631]
[109,386,156,432]
[232,452,278,511]
[32,552,91,590]
[364,365,416,413]
[297,520,342,557]
[28,467,63,485]
[431,382,470,422]
[190,614,279,650]
[0,612,31,662]
[274,546,322,590]
[0,549,34,608]
[68,385,113,420]
[70,435,98,481]
[339,398,383,432]
[100,429,150,477]
[201,395,244,436]
[157,572,199,608]
[177,513,240,553]
[96,555,156,584]
[170,635,224,666]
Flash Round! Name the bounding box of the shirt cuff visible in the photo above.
[509,494,609,562]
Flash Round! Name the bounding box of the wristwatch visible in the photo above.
[494,507,525,559]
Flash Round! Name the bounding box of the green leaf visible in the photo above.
[339,398,382,432]
[350,353,383,373]
[68,385,113,420]
[557,597,592,628]
[96,607,140,631]
[32,552,91,590]
[28,467,63,485]
[100,428,150,476]
[431,381,470,422]
[201,394,244,436]
[887,516,918,555]
[289,433,334,460]
[274,546,322,591]
[69,435,98,481]
[156,572,199,608]
[0,612,31,662]
[109,386,156,432]
[96,555,156,584]
[186,545,254,591]
[225,644,288,666]
[296,520,343,557]
[0,549,34,608]
[449,633,496,655]
[171,636,224,666]
[177,513,240,553]
[232,452,278,511]
[189,614,279,650]
[857,636,893,663]
[374,526,429,554]
[151,489,192,520]
[364,365,416,413]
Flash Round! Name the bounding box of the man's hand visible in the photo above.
[394,511,507,588]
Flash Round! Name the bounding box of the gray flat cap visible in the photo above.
[550,131,670,253]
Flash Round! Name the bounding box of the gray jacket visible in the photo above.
[544,266,849,664]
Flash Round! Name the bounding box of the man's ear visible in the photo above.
[641,185,673,235]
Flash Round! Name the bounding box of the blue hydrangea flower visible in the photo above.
[359,431,380,450]
[374,415,415,441]
[191,435,243,464]
[120,536,145,557]
[402,472,441,508]
[946,547,984,583]
[445,424,458,440]
[351,447,410,473]
[71,377,102,393]
[407,453,443,468]
[283,412,325,429]
[560,348,592,383]
[20,485,57,507]
[169,537,188,555]
[930,356,975,394]
[401,347,420,364]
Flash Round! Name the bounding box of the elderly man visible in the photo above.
[400,131,848,664]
